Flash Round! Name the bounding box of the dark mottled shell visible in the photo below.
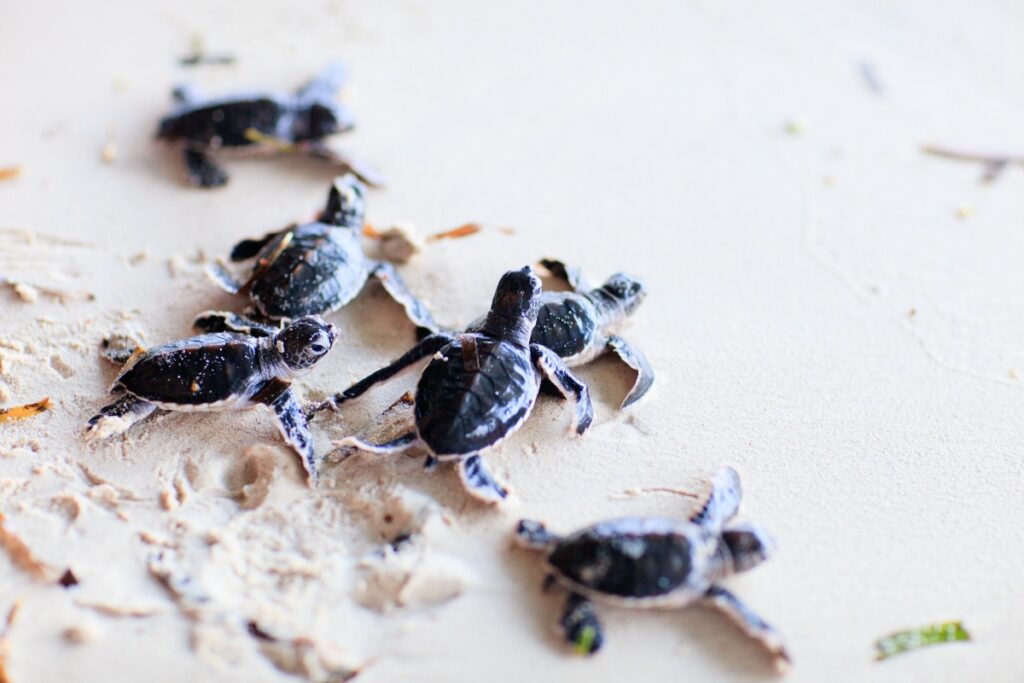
[414,335,540,457]
[531,293,598,359]
[548,518,694,598]
[249,223,368,319]
[158,98,283,148]
[117,333,260,405]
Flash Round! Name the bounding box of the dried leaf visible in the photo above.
[426,223,481,242]
[0,398,52,423]
[0,512,52,579]
[0,167,20,181]
[875,621,970,661]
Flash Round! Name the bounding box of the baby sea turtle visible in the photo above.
[193,175,438,338]
[467,258,653,407]
[514,467,789,671]
[326,266,593,503]
[157,62,382,188]
[87,316,337,483]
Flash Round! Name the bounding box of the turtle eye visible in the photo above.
[311,343,326,355]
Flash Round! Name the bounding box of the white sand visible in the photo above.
[3,1,1024,681]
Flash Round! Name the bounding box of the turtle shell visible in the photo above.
[547,518,700,599]
[116,332,262,406]
[531,292,599,361]
[249,223,369,320]
[414,335,540,457]
[158,98,285,148]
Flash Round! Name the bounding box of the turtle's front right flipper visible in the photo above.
[531,344,594,435]
[539,258,590,293]
[371,261,441,335]
[193,310,278,338]
[229,228,292,262]
[558,593,604,656]
[183,148,228,188]
[702,585,790,672]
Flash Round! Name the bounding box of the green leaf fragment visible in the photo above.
[574,625,597,655]
[875,621,971,661]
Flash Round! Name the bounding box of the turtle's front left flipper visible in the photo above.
[369,261,440,334]
[457,455,508,503]
[558,592,604,656]
[229,228,292,262]
[606,335,655,408]
[183,148,228,188]
[193,310,279,338]
[701,585,790,672]
[86,395,157,440]
[690,466,741,530]
[327,333,454,408]
[305,142,387,188]
[255,379,319,485]
[531,344,594,435]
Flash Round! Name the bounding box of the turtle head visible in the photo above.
[320,175,366,228]
[600,273,647,316]
[275,316,338,374]
[721,523,776,574]
[482,266,543,346]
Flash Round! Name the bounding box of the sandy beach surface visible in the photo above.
[3,1,1024,681]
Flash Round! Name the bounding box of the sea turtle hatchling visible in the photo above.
[193,174,438,338]
[87,316,337,483]
[514,467,789,671]
[322,266,594,503]
[466,258,653,407]
[157,62,383,188]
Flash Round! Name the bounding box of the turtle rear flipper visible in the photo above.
[606,335,655,408]
[193,310,278,338]
[183,148,228,188]
[86,395,157,440]
[689,467,741,530]
[255,379,319,485]
[558,593,604,656]
[702,585,790,672]
[457,455,508,504]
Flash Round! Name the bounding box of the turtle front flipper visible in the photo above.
[369,261,440,334]
[457,455,508,503]
[606,335,655,408]
[193,310,279,338]
[690,467,742,530]
[326,333,455,408]
[305,142,388,188]
[539,258,591,293]
[204,260,245,295]
[558,593,604,656]
[530,344,594,435]
[514,519,560,550]
[702,585,790,673]
[229,228,291,262]
[86,395,157,440]
[182,148,228,188]
[254,379,319,485]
